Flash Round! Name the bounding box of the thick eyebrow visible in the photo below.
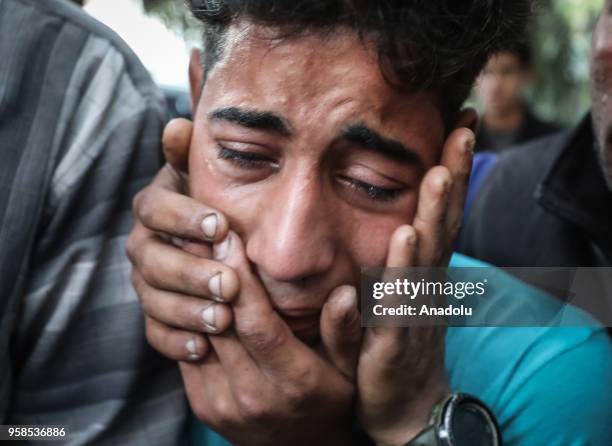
[342,123,422,165]
[208,107,292,137]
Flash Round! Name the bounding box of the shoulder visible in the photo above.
[0,0,166,251]
[446,256,612,444]
[522,109,563,140]
[5,0,159,100]
[3,0,166,208]
[458,131,571,263]
[480,130,568,204]
[447,325,612,445]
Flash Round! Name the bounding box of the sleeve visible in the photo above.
[498,329,612,446]
[0,0,82,420]
[0,2,188,444]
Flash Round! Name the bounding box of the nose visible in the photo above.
[246,170,336,283]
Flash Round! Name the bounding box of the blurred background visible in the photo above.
[85,0,603,126]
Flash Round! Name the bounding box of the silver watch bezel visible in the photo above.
[437,393,501,446]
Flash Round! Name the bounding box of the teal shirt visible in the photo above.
[193,254,612,445]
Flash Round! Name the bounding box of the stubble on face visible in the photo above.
[188,23,446,339]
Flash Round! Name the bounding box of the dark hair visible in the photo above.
[504,41,533,67]
[188,0,531,125]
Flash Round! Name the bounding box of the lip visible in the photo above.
[277,307,321,317]
[280,313,321,332]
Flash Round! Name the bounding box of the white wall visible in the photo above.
[84,0,190,89]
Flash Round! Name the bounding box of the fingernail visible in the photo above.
[465,136,476,154]
[208,272,223,300]
[403,227,417,245]
[435,174,451,192]
[201,214,218,239]
[335,287,358,324]
[201,303,217,332]
[337,287,357,308]
[213,234,231,260]
[186,338,199,357]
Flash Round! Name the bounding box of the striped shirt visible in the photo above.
[0,0,187,444]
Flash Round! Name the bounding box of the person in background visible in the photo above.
[461,3,612,267]
[0,0,187,444]
[460,2,612,329]
[474,42,560,152]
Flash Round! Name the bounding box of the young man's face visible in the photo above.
[476,52,529,116]
[188,24,445,338]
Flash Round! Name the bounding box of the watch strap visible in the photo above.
[403,395,450,446]
[403,426,441,446]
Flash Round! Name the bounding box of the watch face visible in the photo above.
[451,402,497,446]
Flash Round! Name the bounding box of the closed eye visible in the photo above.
[217,146,407,203]
[217,146,277,168]
[337,176,406,202]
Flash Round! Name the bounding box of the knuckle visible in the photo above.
[377,334,408,364]
[236,391,270,423]
[212,396,237,426]
[138,243,165,288]
[132,188,145,215]
[282,363,322,408]
[135,187,156,224]
[168,297,198,329]
[236,318,285,354]
[131,270,147,304]
[179,261,206,292]
[139,255,158,287]
[125,234,137,263]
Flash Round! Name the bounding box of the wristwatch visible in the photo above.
[404,393,501,446]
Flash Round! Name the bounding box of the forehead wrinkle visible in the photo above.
[202,24,443,165]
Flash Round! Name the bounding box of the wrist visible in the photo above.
[389,393,501,446]
[370,382,449,446]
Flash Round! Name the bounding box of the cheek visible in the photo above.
[188,131,262,233]
[591,22,612,97]
[592,61,612,103]
[340,206,418,269]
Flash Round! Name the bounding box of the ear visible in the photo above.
[189,48,205,116]
[453,107,479,133]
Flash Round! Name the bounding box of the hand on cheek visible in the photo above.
[181,231,357,446]
[324,127,475,446]
[127,118,242,363]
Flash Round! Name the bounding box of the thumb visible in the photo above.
[162,118,193,173]
[320,285,362,381]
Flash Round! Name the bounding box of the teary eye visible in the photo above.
[338,176,406,203]
[217,145,276,168]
